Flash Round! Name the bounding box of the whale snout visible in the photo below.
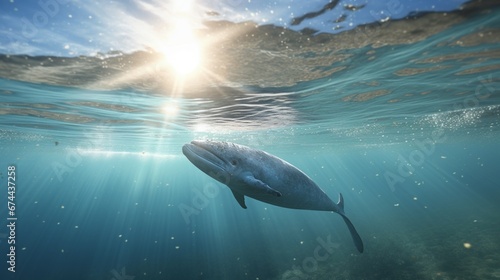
[182,141,231,185]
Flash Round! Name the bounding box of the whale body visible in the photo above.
[182,140,364,253]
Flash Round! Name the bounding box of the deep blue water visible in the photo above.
[1,2,500,280]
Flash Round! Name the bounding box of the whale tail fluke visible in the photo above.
[337,193,364,253]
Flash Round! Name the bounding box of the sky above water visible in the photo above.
[1,0,468,56]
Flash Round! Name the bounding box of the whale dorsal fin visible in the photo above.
[231,190,247,209]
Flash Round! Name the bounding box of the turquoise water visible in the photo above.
[1,2,500,280]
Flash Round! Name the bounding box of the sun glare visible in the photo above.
[162,101,179,117]
[161,14,202,76]
[163,39,201,75]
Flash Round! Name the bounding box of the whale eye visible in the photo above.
[231,160,237,166]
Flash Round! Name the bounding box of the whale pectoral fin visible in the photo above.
[243,175,282,197]
[231,190,247,209]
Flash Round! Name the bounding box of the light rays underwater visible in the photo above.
[1,1,500,279]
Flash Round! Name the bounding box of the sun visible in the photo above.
[161,17,202,76]
[162,38,201,76]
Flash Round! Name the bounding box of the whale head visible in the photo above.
[182,140,245,185]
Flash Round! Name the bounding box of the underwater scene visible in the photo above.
[1,0,500,279]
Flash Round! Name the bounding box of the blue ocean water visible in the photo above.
[1,2,500,280]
